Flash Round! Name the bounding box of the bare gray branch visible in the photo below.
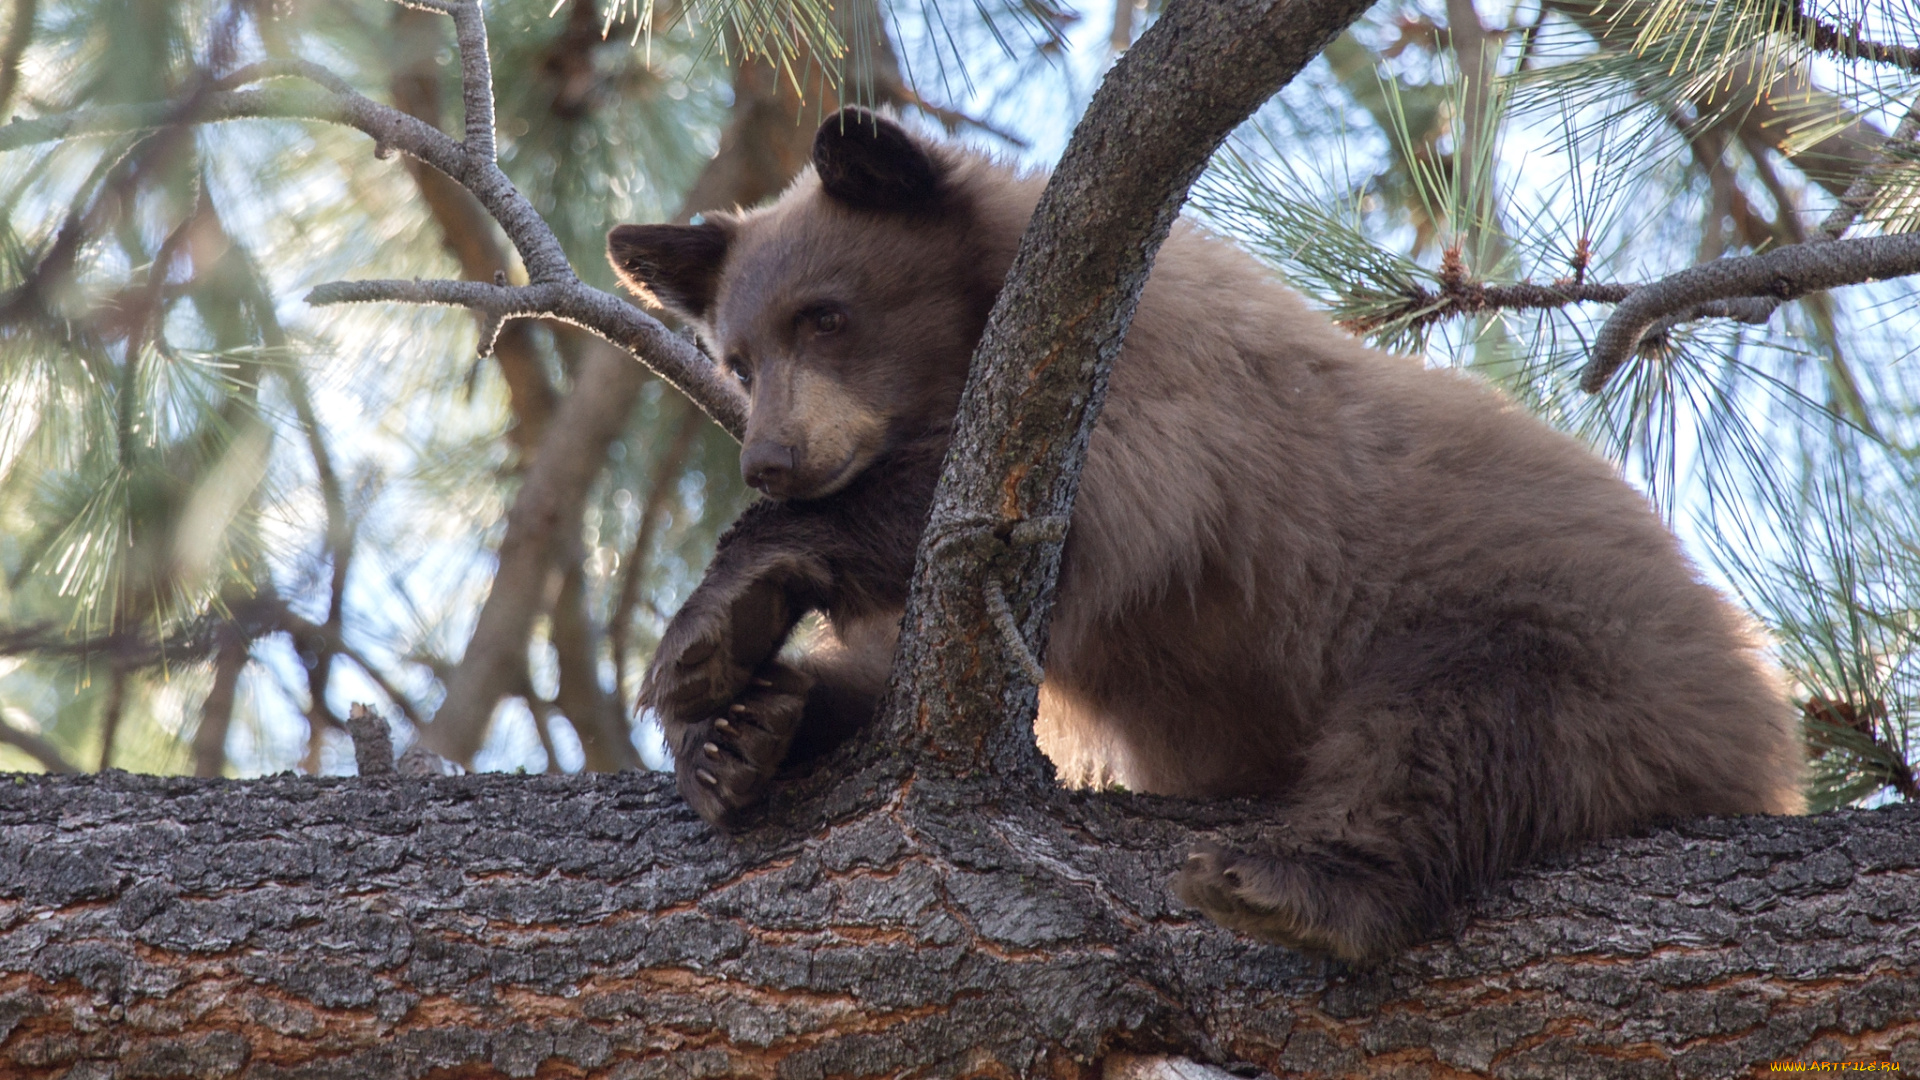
[0,1,746,435]
[304,277,746,436]
[1581,231,1920,393]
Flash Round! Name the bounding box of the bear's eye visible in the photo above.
[808,308,846,335]
[728,356,752,390]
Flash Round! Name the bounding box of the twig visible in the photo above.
[1341,276,1637,334]
[388,11,559,451]
[272,608,428,733]
[1789,3,1920,73]
[1819,97,1920,240]
[345,703,397,777]
[393,0,496,159]
[303,279,744,438]
[0,1,749,437]
[1581,231,1920,392]
[216,57,358,97]
[895,86,1030,149]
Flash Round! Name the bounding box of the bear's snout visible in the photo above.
[742,441,798,496]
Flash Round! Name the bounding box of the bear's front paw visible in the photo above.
[641,572,799,731]
[642,600,741,727]
[669,662,815,828]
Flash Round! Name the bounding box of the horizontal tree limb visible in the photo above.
[1580,231,1920,393]
[0,770,1913,1076]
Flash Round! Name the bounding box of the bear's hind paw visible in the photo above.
[1172,841,1405,965]
[672,662,814,829]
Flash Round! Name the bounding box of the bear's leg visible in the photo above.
[1174,619,1573,964]
[644,447,940,826]
[784,616,898,763]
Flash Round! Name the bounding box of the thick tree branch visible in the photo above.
[882,0,1378,773]
[1580,230,1920,392]
[0,772,1913,1075]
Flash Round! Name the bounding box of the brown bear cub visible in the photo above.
[608,108,1804,964]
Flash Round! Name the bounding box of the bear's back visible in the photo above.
[1037,214,1801,819]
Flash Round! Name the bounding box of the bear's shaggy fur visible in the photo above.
[608,108,1804,963]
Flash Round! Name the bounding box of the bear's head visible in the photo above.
[607,109,1011,500]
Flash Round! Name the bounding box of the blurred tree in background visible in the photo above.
[0,0,1914,813]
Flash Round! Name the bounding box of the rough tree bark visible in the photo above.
[0,771,1914,1077]
[6,0,1920,1074]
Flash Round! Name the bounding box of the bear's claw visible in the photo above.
[668,661,814,829]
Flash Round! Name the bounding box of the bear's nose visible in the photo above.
[741,442,797,494]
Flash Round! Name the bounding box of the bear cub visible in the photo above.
[608,108,1803,964]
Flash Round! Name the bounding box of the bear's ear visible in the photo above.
[606,221,731,320]
[812,107,944,212]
